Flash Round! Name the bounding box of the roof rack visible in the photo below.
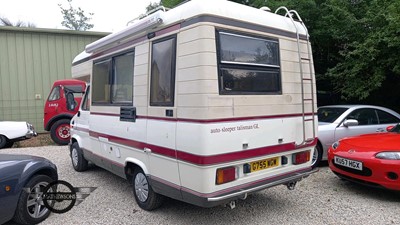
[126,6,169,26]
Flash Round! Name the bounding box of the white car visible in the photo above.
[313,105,400,167]
[0,121,37,149]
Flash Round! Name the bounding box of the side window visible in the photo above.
[347,108,378,125]
[92,59,111,103]
[112,53,134,104]
[150,35,176,106]
[92,51,134,105]
[377,110,400,124]
[217,30,281,94]
[81,86,91,111]
[48,86,61,101]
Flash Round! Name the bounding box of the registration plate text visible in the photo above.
[250,157,279,172]
[334,156,363,171]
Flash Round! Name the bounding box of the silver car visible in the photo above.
[313,105,400,167]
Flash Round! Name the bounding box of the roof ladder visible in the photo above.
[275,7,316,146]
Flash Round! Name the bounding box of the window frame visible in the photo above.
[47,86,61,101]
[91,49,135,106]
[215,29,282,95]
[149,35,177,107]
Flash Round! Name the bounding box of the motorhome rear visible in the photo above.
[70,0,318,210]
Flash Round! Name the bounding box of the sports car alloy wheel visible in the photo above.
[26,181,50,218]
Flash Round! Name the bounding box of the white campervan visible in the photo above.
[69,0,318,210]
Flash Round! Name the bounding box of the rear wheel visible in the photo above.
[70,142,88,172]
[0,135,8,149]
[312,144,322,168]
[4,141,14,148]
[132,168,164,211]
[50,119,71,145]
[13,175,54,225]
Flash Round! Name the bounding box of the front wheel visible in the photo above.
[50,119,71,145]
[311,144,323,168]
[70,142,88,172]
[13,175,54,225]
[132,169,164,211]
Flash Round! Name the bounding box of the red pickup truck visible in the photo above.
[44,79,86,145]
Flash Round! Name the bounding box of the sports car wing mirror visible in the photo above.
[386,125,395,132]
[343,119,359,127]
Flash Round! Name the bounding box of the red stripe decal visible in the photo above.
[88,130,316,166]
[90,112,317,124]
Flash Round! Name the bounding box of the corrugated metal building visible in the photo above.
[0,26,108,132]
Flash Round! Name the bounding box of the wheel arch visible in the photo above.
[45,114,74,131]
[124,158,149,182]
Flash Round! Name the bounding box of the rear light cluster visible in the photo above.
[292,150,311,165]
[216,167,237,185]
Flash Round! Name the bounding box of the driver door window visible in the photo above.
[346,108,378,125]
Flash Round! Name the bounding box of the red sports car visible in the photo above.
[328,124,400,191]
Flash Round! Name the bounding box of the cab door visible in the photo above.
[72,86,91,154]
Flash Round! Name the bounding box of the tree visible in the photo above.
[0,17,36,27]
[58,0,94,31]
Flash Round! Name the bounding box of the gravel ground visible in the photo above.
[2,146,400,225]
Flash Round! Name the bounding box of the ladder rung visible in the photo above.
[301,57,310,61]
[303,99,313,101]
[304,119,314,121]
[302,78,312,81]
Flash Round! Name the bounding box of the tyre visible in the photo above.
[13,175,54,225]
[0,135,8,149]
[4,140,14,148]
[132,168,164,211]
[70,142,88,172]
[50,119,71,145]
[311,144,322,168]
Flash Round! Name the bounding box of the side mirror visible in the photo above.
[343,119,359,127]
[386,125,395,132]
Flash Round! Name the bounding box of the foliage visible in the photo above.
[58,0,94,31]
[0,17,36,27]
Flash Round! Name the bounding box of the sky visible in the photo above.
[0,0,157,32]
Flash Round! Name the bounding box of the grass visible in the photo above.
[12,133,56,148]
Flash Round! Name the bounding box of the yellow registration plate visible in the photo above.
[250,157,280,172]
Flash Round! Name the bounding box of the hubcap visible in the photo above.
[57,125,70,139]
[72,148,79,167]
[26,181,49,219]
[134,173,149,203]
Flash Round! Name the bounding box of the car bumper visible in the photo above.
[328,151,400,191]
[151,167,319,208]
[25,123,38,138]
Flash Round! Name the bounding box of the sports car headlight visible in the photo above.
[332,141,340,150]
[375,152,400,160]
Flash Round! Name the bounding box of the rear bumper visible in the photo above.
[207,167,318,202]
[151,167,318,208]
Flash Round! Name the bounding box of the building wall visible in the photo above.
[0,26,108,132]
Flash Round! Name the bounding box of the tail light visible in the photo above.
[216,166,237,185]
[293,150,311,165]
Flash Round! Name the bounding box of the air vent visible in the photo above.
[120,107,136,122]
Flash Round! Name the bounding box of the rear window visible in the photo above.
[318,107,349,123]
[64,85,84,93]
[216,30,281,95]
